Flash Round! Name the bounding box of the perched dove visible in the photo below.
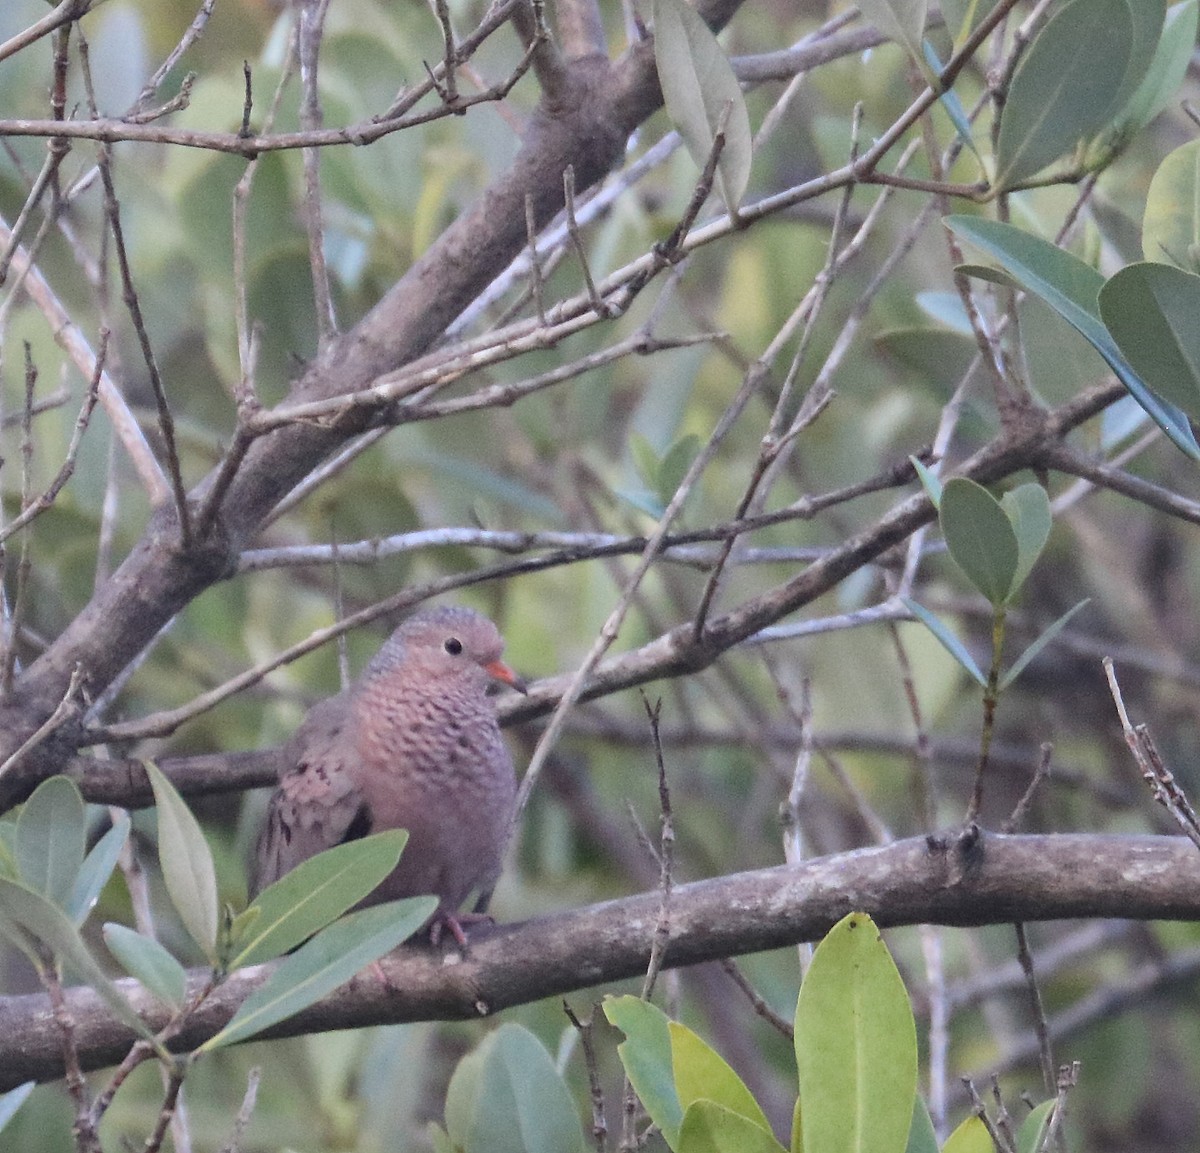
[254,605,526,946]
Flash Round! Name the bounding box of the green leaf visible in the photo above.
[903,598,987,687]
[905,1097,939,1153]
[794,913,918,1153]
[994,0,1133,190]
[228,829,409,970]
[941,0,1001,53]
[670,1020,771,1134]
[146,761,219,960]
[15,776,85,909]
[875,327,978,389]
[1103,0,1166,134]
[942,1114,994,1153]
[678,1100,788,1153]
[923,41,978,157]
[0,822,17,878]
[1000,483,1051,599]
[199,895,436,1052]
[0,878,154,1041]
[444,1023,587,1153]
[1016,1099,1056,1153]
[652,0,753,212]
[909,456,942,507]
[1116,0,1196,134]
[1100,262,1200,421]
[945,214,1200,460]
[856,0,929,73]
[604,994,683,1147]
[1143,138,1200,271]
[999,598,1090,690]
[657,433,701,504]
[103,923,189,1009]
[66,814,130,927]
[630,432,661,489]
[939,478,1018,605]
[0,1082,34,1135]
[428,1122,456,1153]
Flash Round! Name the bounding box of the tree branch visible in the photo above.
[1,833,1196,1088]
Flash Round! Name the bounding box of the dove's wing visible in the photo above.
[252,694,371,894]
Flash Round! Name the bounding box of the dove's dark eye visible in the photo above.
[444,637,463,656]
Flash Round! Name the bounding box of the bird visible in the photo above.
[253,604,526,947]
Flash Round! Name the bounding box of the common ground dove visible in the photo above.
[254,605,526,945]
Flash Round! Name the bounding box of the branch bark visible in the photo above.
[2,832,1197,1088]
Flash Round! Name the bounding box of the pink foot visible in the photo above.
[428,910,496,950]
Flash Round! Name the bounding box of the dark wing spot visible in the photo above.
[343,802,373,843]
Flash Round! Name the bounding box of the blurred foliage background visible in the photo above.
[3,0,1200,1149]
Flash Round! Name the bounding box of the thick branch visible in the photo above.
[1,832,1197,1088]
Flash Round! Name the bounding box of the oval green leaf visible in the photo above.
[1000,482,1051,600]
[446,1023,587,1153]
[16,776,85,909]
[942,1114,994,1153]
[103,922,188,1009]
[1143,138,1200,270]
[678,1100,788,1153]
[1104,0,1165,133]
[604,994,683,1147]
[146,761,219,960]
[794,912,918,1153]
[940,477,1018,605]
[1119,0,1198,134]
[228,829,408,970]
[906,1097,939,1153]
[994,0,1133,190]
[1099,262,1200,421]
[200,895,436,1052]
[67,813,130,927]
[945,214,1200,460]
[0,878,154,1040]
[670,1020,772,1134]
[652,0,753,213]
[1016,1099,1056,1153]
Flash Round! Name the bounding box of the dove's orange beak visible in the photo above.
[485,659,528,694]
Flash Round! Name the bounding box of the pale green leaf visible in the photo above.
[942,1114,995,1153]
[0,878,154,1040]
[940,477,1018,605]
[903,598,987,687]
[200,896,436,1051]
[909,456,942,507]
[678,1100,787,1153]
[1103,0,1166,133]
[15,776,85,909]
[146,761,219,960]
[999,598,1090,690]
[905,1097,939,1153]
[67,814,130,926]
[856,0,928,71]
[228,829,408,970]
[103,923,188,1009]
[0,1082,34,1135]
[652,0,753,212]
[604,994,683,1147]
[446,1023,587,1153]
[1100,262,1200,421]
[945,215,1200,460]
[670,1020,771,1133]
[795,913,918,1153]
[1000,483,1051,599]
[1142,138,1200,271]
[1118,0,1197,134]
[995,0,1133,190]
[1016,1100,1056,1153]
[657,434,701,504]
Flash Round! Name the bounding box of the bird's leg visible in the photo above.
[428,909,495,950]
